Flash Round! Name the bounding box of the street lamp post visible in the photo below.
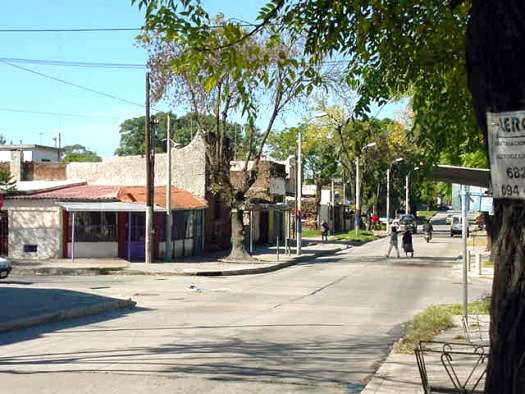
[296,127,303,255]
[355,142,376,235]
[386,158,404,233]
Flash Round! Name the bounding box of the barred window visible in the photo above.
[69,212,117,242]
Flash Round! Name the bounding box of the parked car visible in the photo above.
[450,215,469,237]
[0,257,12,279]
[445,214,454,225]
[399,214,417,234]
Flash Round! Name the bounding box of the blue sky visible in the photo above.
[0,1,405,158]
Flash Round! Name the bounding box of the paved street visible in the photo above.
[0,214,492,393]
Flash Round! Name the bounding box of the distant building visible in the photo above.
[0,144,61,163]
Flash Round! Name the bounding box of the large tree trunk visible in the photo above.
[466,1,525,391]
[225,208,253,262]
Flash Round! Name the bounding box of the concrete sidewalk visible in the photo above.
[362,234,493,394]
[11,239,356,277]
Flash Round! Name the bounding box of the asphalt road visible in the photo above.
[0,212,492,393]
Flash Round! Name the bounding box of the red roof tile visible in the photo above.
[19,185,120,200]
[118,186,207,210]
[16,184,207,211]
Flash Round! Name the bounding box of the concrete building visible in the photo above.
[5,184,206,260]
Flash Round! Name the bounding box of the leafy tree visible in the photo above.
[134,8,319,261]
[0,169,16,194]
[133,0,525,388]
[62,144,101,163]
[115,112,259,159]
[0,134,6,144]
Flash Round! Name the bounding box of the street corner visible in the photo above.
[0,286,137,334]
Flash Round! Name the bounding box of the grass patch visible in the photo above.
[394,296,491,354]
[483,260,494,268]
[301,229,321,238]
[329,230,378,242]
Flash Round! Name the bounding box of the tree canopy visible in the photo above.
[61,144,102,163]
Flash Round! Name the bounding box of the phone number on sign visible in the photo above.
[500,184,524,197]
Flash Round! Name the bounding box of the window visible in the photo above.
[24,244,37,253]
[69,212,117,242]
[172,211,185,240]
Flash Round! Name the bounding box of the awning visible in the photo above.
[57,201,166,212]
[429,165,490,188]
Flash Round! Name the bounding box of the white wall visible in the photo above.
[5,200,62,260]
[69,242,118,258]
[67,132,207,197]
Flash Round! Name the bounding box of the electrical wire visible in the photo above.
[0,57,146,69]
[0,60,145,108]
[0,28,140,33]
[0,106,125,120]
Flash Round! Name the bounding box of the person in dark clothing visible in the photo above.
[402,229,414,257]
[321,220,329,241]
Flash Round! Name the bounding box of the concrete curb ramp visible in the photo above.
[0,298,136,333]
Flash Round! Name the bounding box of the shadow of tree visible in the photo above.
[0,333,393,388]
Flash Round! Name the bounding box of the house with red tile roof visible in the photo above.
[5,184,207,261]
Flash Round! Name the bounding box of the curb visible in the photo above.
[11,245,352,278]
[0,298,136,333]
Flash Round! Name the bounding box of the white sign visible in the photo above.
[487,111,525,199]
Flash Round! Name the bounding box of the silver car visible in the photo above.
[0,257,12,279]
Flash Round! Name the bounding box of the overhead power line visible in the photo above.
[0,60,145,108]
[0,27,141,33]
[0,106,125,120]
[0,57,146,69]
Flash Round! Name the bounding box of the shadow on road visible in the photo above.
[0,332,394,389]
[0,287,144,346]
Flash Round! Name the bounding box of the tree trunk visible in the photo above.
[315,177,323,229]
[486,200,525,392]
[225,208,253,262]
[466,1,525,391]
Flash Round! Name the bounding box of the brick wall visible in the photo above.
[230,160,287,201]
[23,162,67,181]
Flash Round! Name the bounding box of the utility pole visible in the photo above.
[296,128,302,255]
[355,157,360,235]
[405,174,410,214]
[165,113,172,262]
[145,72,154,264]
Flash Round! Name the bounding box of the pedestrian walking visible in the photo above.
[402,229,414,257]
[386,226,400,258]
[321,220,329,241]
[370,212,379,230]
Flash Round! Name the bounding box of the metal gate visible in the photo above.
[0,211,7,256]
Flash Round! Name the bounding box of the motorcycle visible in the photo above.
[424,232,432,243]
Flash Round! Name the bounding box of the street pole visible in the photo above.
[296,128,302,255]
[355,156,360,235]
[331,179,335,235]
[461,185,469,322]
[386,168,390,233]
[165,113,172,262]
[405,174,410,214]
[145,72,154,264]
